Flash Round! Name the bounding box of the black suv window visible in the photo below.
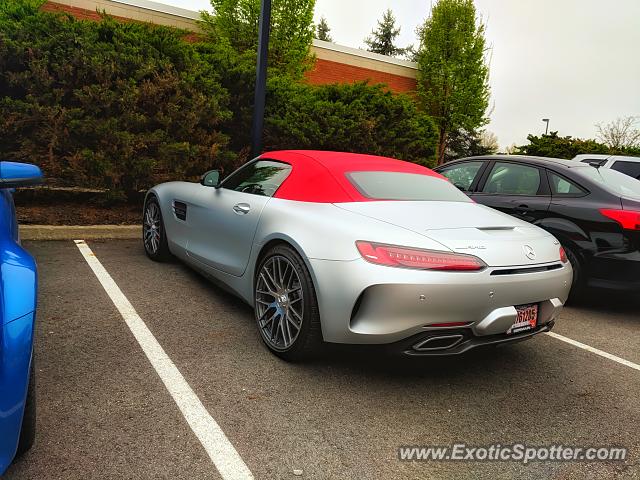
[548,171,586,196]
[611,161,640,180]
[222,160,291,197]
[482,162,542,195]
[439,161,484,192]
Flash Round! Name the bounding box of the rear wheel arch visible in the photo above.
[536,217,591,247]
[253,238,322,318]
[254,238,317,289]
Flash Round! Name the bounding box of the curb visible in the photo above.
[20,225,140,241]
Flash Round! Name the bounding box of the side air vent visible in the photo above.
[173,201,187,221]
[491,264,563,276]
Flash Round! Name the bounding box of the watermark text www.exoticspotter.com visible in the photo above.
[398,444,627,464]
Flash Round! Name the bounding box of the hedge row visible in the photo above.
[0,0,438,196]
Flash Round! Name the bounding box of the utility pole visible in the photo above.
[251,0,272,158]
[542,118,550,135]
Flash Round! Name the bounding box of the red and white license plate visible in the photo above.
[507,304,539,335]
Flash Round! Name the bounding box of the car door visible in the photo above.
[472,160,551,224]
[437,160,488,194]
[186,159,292,276]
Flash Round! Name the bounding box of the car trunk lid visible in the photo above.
[335,201,561,267]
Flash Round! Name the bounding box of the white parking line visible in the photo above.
[546,332,640,372]
[74,240,254,480]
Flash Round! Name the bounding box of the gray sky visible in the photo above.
[163,0,640,149]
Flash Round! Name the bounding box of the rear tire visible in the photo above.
[254,245,323,361]
[16,361,36,458]
[143,196,171,262]
[565,246,585,301]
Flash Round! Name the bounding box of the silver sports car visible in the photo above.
[143,150,572,360]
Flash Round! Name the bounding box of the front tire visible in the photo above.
[254,245,323,361]
[16,361,36,458]
[143,196,171,262]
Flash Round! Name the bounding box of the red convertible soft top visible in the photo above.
[262,150,443,203]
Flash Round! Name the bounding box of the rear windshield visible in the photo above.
[346,171,472,202]
[579,167,640,198]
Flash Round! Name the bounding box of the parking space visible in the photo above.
[5,240,640,479]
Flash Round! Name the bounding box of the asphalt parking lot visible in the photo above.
[4,239,640,480]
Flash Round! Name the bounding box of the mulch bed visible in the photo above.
[14,188,143,225]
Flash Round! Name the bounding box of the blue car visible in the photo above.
[0,161,43,474]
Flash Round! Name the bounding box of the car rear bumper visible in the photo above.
[389,320,555,356]
[309,258,572,345]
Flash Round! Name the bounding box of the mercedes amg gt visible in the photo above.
[143,151,572,360]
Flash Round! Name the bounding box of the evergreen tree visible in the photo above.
[315,16,332,42]
[364,9,410,58]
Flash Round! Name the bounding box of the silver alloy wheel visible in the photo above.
[143,202,161,254]
[255,255,304,350]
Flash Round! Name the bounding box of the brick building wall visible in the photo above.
[41,0,419,93]
[306,58,417,93]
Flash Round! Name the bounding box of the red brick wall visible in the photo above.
[41,1,130,22]
[305,58,417,93]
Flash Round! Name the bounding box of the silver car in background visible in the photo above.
[573,154,640,180]
[143,151,572,360]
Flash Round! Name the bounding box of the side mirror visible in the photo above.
[201,170,220,188]
[0,161,43,189]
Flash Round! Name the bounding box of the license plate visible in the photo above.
[507,304,539,335]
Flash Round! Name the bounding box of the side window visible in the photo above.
[482,162,541,195]
[439,161,484,192]
[548,171,586,196]
[611,161,640,180]
[221,160,292,197]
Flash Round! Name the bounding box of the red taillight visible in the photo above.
[559,246,568,264]
[355,241,486,271]
[600,209,640,230]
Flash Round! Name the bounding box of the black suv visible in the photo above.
[435,155,640,293]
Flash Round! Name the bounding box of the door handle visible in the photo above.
[233,203,251,215]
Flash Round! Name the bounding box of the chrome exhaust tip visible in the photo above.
[413,334,464,352]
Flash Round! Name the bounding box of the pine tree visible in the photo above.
[364,9,410,58]
[315,16,332,42]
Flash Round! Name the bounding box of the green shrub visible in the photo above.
[513,132,610,159]
[0,0,234,196]
[264,78,438,165]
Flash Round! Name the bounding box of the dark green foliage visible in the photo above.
[445,128,496,162]
[264,78,438,165]
[0,0,233,195]
[514,132,612,159]
[315,16,332,42]
[364,9,411,58]
[416,0,490,165]
[1,0,441,196]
